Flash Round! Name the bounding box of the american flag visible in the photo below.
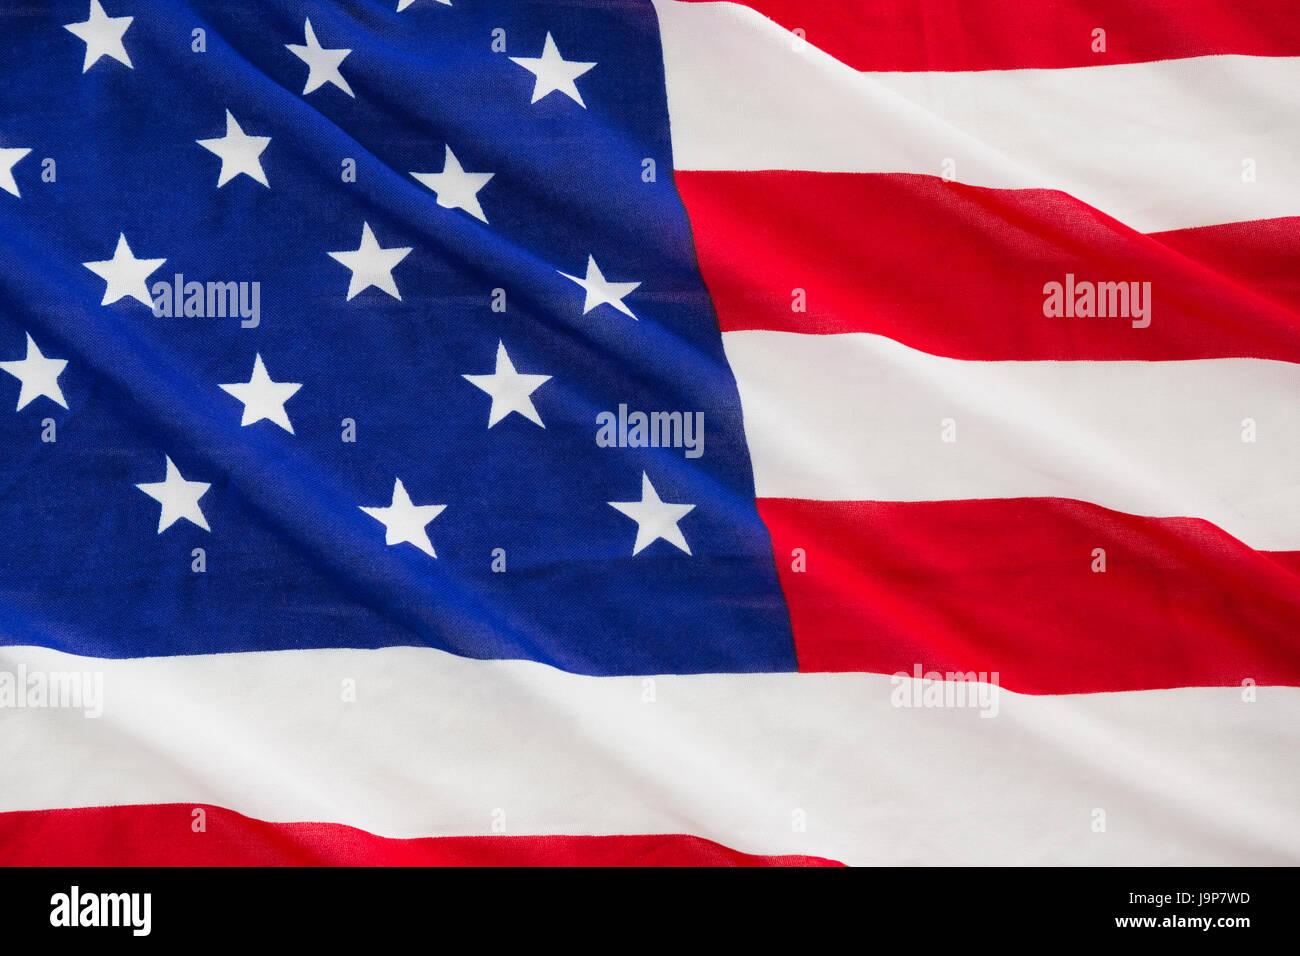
[0,0,1297,867]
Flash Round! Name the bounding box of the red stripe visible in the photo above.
[758,497,1300,694]
[679,170,1300,362]
[0,804,841,866]
[678,0,1300,71]
[1151,215,1300,315]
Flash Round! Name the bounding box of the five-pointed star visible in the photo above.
[328,222,412,300]
[0,334,68,412]
[64,0,133,73]
[0,147,32,198]
[410,146,495,223]
[397,0,451,10]
[462,341,552,428]
[219,354,302,433]
[197,110,271,188]
[136,456,211,534]
[509,32,596,107]
[286,18,354,97]
[360,478,446,558]
[558,255,641,319]
[608,473,695,556]
[83,233,167,307]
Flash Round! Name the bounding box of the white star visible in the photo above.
[410,146,494,223]
[397,0,451,10]
[83,233,167,308]
[136,456,211,534]
[360,478,446,558]
[0,148,32,198]
[64,0,133,73]
[286,18,353,98]
[510,32,596,107]
[0,334,68,412]
[196,110,271,188]
[558,255,641,319]
[462,341,551,428]
[328,222,412,301]
[219,354,302,434]
[608,472,695,556]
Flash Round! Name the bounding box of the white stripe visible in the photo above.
[2,644,1297,865]
[723,329,1300,551]
[653,0,1300,233]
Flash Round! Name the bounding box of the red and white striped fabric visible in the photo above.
[662,0,1300,697]
[5,0,1299,867]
